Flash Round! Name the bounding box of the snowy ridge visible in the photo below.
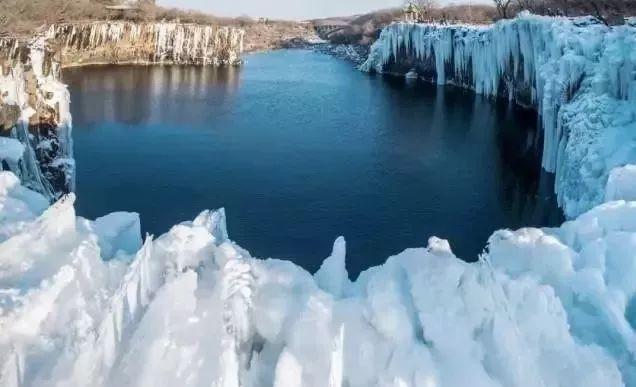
[0,36,74,201]
[362,14,636,218]
[0,171,634,387]
[48,22,244,66]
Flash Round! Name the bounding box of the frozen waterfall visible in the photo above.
[47,22,244,66]
[0,36,74,200]
[362,13,636,218]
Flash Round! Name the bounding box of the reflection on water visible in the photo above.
[67,65,240,125]
[64,50,563,276]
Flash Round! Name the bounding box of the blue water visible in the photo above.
[64,50,562,276]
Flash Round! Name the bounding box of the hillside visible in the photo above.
[312,5,497,45]
[0,0,317,52]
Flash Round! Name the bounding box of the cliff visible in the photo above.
[0,36,74,200]
[48,22,244,66]
[362,14,636,218]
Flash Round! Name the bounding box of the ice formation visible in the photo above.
[1,171,634,387]
[1,13,636,387]
[0,36,74,200]
[362,14,636,219]
[606,164,636,202]
[0,138,25,164]
[47,22,244,66]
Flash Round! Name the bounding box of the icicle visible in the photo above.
[362,14,636,217]
[328,325,345,387]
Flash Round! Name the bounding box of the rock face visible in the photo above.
[48,22,244,66]
[362,14,636,218]
[0,36,74,200]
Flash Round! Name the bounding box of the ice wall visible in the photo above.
[0,172,633,387]
[362,14,636,218]
[47,22,244,66]
[0,37,74,200]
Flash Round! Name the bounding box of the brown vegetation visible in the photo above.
[320,3,497,45]
[400,1,499,24]
[0,0,260,36]
[1,0,109,35]
[0,0,317,52]
[420,4,498,23]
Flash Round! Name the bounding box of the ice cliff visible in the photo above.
[47,22,244,66]
[362,14,636,219]
[0,36,74,200]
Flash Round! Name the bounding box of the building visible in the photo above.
[404,2,422,22]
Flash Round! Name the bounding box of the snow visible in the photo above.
[0,171,633,387]
[362,14,636,219]
[0,138,25,163]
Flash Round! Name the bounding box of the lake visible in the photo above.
[64,49,562,276]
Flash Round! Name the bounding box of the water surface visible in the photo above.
[64,50,562,276]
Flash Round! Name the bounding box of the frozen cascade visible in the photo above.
[362,13,636,218]
[47,22,244,66]
[0,36,74,201]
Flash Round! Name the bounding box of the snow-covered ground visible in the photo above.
[362,13,636,219]
[1,13,636,387]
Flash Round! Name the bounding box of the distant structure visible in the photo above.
[105,0,152,18]
[403,2,422,22]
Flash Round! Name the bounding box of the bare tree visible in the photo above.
[493,0,514,18]
[415,0,440,13]
[583,0,627,25]
[499,0,630,22]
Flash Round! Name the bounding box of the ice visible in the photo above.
[0,171,632,387]
[0,172,48,242]
[362,14,636,218]
[3,12,636,387]
[314,236,350,298]
[0,36,74,200]
[606,165,636,202]
[0,138,25,164]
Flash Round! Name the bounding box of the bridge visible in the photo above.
[313,22,349,40]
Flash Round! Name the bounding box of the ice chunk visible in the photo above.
[314,236,349,298]
[0,138,24,163]
[273,349,303,387]
[78,212,143,260]
[0,166,633,386]
[606,165,636,202]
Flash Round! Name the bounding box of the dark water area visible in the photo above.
[63,49,563,276]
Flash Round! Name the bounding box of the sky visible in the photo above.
[156,0,482,21]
